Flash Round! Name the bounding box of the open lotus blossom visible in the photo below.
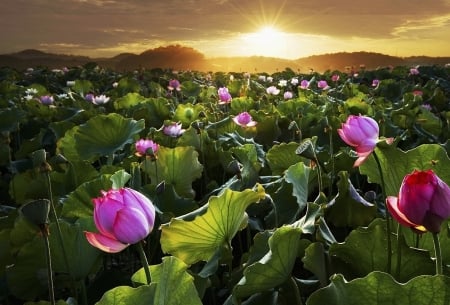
[372,79,380,87]
[135,139,159,157]
[283,91,293,99]
[331,74,340,82]
[218,87,232,104]
[266,86,280,95]
[317,80,329,89]
[410,67,420,75]
[163,122,185,137]
[299,80,310,89]
[387,170,450,233]
[40,95,54,105]
[233,111,257,127]
[85,188,156,253]
[168,79,181,91]
[278,80,287,87]
[93,95,110,105]
[338,115,393,167]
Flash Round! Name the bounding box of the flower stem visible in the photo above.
[373,150,392,274]
[432,232,443,275]
[136,241,151,284]
[41,225,55,305]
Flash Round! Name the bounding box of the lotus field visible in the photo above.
[1,64,450,305]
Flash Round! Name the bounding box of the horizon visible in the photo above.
[1,1,450,60]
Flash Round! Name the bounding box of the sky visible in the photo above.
[1,0,450,59]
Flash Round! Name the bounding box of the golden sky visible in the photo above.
[1,0,450,59]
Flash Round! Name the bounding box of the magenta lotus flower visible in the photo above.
[331,74,340,82]
[387,170,450,233]
[168,79,181,91]
[317,80,329,89]
[410,67,420,75]
[39,95,54,105]
[135,139,159,157]
[218,87,232,104]
[163,122,185,137]
[85,188,156,253]
[299,80,310,89]
[372,79,380,87]
[337,115,380,167]
[233,112,257,127]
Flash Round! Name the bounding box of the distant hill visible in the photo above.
[1,46,449,73]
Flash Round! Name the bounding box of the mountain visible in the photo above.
[1,46,449,73]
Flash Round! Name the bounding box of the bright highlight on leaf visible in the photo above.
[160,185,266,265]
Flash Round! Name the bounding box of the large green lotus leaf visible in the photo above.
[230,144,262,187]
[142,146,203,199]
[266,142,305,175]
[8,170,47,203]
[113,92,147,110]
[96,285,155,305]
[329,218,434,282]
[58,113,145,162]
[325,171,377,227]
[307,272,450,305]
[232,226,302,300]
[173,103,205,126]
[205,117,237,138]
[61,174,112,218]
[49,219,101,280]
[23,300,69,305]
[0,107,27,132]
[131,97,171,129]
[230,97,256,113]
[264,178,300,226]
[160,185,266,265]
[131,256,202,305]
[302,242,329,287]
[284,162,311,214]
[72,80,93,96]
[253,113,281,146]
[116,77,141,95]
[360,144,450,196]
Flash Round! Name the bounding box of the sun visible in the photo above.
[239,26,289,58]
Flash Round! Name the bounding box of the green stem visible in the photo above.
[288,276,303,305]
[373,150,392,274]
[136,241,151,284]
[432,233,443,275]
[395,224,402,278]
[41,226,55,305]
[45,171,76,291]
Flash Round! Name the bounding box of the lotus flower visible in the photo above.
[317,80,329,89]
[387,170,450,233]
[85,188,156,253]
[168,79,181,91]
[283,91,293,100]
[299,80,310,89]
[40,95,54,105]
[266,86,280,95]
[218,87,232,104]
[233,112,257,127]
[92,95,110,105]
[163,122,185,137]
[337,115,392,167]
[135,139,159,157]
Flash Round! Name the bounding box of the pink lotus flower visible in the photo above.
[338,115,392,167]
[372,79,380,87]
[387,170,450,233]
[85,93,95,103]
[266,86,280,95]
[410,67,420,75]
[299,80,310,89]
[331,74,340,82]
[39,95,54,105]
[317,80,329,90]
[92,95,110,105]
[233,112,257,127]
[412,90,423,96]
[163,122,185,137]
[283,91,293,100]
[85,188,156,253]
[168,79,181,91]
[135,139,159,157]
[218,87,232,104]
